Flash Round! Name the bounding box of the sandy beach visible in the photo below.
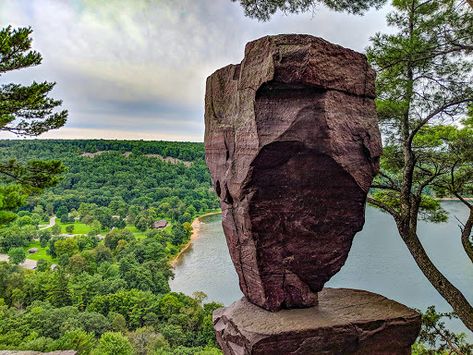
[171,211,221,267]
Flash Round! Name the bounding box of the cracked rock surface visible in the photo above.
[204,34,382,311]
[213,288,421,355]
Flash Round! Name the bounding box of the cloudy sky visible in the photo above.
[0,0,391,142]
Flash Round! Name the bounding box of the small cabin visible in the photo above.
[152,220,168,229]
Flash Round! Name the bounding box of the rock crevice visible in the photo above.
[205,34,382,311]
[213,289,421,355]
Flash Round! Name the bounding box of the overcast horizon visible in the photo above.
[0,0,391,142]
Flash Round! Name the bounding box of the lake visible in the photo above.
[170,202,473,336]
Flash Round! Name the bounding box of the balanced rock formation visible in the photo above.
[204,34,382,311]
[213,288,422,355]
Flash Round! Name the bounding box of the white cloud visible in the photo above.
[0,0,391,141]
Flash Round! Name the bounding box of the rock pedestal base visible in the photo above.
[213,288,421,355]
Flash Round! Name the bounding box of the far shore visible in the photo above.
[171,211,221,268]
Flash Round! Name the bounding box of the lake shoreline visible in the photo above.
[171,211,221,267]
[169,199,469,268]
[170,203,473,338]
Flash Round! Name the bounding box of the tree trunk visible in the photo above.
[379,0,473,334]
[461,208,473,264]
[400,229,473,332]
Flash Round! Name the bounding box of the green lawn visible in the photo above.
[125,225,147,240]
[133,232,147,240]
[125,225,139,233]
[55,220,92,234]
[23,241,54,262]
[46,220,175,243]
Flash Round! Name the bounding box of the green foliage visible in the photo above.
[36,259,49,272]
[159,324,187,348]
[367,0,473,334]
[154,346,222,355]
[0,25,67,227]
[0,228,221,352]
[51,224,61,236]
[0,222,35,251]
[0,26,41,73]
[0,159,65,189]
[0,139,221,352]
[7,247,25,265]
[39,230,51,248]
[128,326,169,354]
[368,0,473,219]
[105,229,134,251]
[0,26,67,135]
[53,329,96,355]
[54,238,79,259]
[92,332,134,355]
[233,0,386,21]
[411,342,447,355]
[56,206,68,219]
[0,184,26,225]
[415,306,473,354]
[0,140,219,250]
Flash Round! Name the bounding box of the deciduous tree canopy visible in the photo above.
[0,139,222,352]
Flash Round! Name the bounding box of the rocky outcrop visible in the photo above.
[204,34,382,311]
[213,288,421,355]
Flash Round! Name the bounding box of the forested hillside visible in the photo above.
[0,140,222,354]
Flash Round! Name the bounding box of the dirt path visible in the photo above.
[39,216,56,230]
[0,254,37,269]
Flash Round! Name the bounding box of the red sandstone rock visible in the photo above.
[213,288,421,355]
[205,34,382,311]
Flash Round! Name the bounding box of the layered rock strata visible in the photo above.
[213,288,422,355]
[204,34,382,311]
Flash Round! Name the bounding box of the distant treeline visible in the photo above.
[0,140,217,218]
[0,139,222,354]
[0,139,205,161]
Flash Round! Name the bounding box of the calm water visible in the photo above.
[170,202,473,336]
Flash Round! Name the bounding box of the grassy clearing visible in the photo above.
[125,225,139,233]
[24,241,54,262]
[133,232,147,240]
[125,225,148,240]
[55,220,92,234]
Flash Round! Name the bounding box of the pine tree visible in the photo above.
[367,0,473,331]
[0,26,67,136]
[233,0,387,20]
[0,26,68,224]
